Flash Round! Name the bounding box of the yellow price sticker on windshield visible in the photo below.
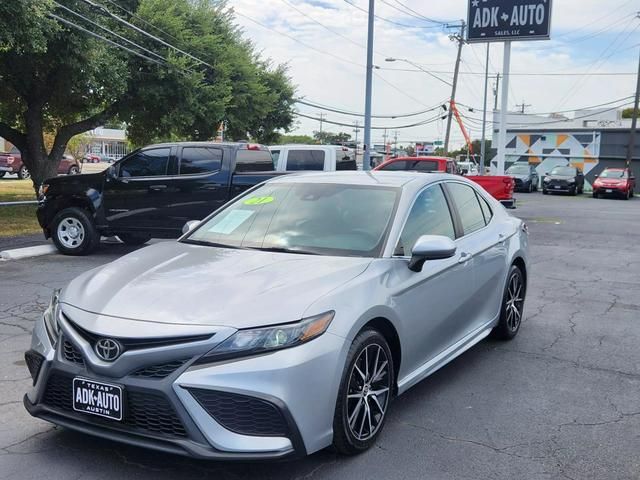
[244,196,274,205]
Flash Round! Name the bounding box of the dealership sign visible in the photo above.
[467,0,552,43]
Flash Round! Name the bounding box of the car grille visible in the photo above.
[188,388,288,437]
[548,179,568,187]
[42,373,187,438]
[62,339,85,366]
[130,359,188,379]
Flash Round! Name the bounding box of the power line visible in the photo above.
[52,1,168,64]
[378,0,449,26]
[294,110,444,130]
[48,13,165,66]
[295,99,445,118]
[101,0,180,42]
[341,0,445,30]
[391,0,454,25]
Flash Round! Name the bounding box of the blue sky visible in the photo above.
[232,0,640,146]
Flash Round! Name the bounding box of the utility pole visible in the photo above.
[318,113,326,143]
[493,74,501,111]
[382,129,388,150]
[627,34,640,169]
[516,100,532,114]
[496,41,512,175]
[362,0,375,170]
[353,121,361,167]
[444,22,465,155]
[480,43,490,176]
[394,131,399,156]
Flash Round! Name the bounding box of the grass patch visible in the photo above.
[0,179,36,202]
[0,205,41,237]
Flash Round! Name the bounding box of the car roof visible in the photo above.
[269,171,452,189]
[389,156,452,161]
[141,141,267,150]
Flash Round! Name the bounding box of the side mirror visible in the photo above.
[106,165,118,179]
[408,235,457,272]
[182,220,200,235]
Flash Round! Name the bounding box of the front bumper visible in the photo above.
[544,183,575,193]
[24,312,347,460]
[593,186,627,197]
[0,165,15,173]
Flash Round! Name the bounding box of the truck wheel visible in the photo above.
[51,207,99,256]
[68,166,80,175]
[117,233,151,246]
[17,165,30,180]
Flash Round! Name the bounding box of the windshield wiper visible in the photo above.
[181,239,242,249]
[246,246,320,255]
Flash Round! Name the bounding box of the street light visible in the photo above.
[384,58,453,87]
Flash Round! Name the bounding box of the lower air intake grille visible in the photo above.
[130,359,188,379]
[25,350,45,385]
[188,388,288,437]
[42,373,187,438]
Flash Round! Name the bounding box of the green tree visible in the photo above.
[622,107,638,119]
[0,0,295,190]
[276,134,315,144]
[312,130,352,145]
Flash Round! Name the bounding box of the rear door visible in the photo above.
[444,181,508,334]
[103,147,175,231]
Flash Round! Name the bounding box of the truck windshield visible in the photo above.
[183,183,399,257]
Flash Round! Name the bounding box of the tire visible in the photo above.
[570,186,577,196]
[117,233,151,246]
[542,189,548,195]
[0,171,5,178]
[527,182,533,193]
[51,207,99,256]
[68,166,79,175]
[333,329,394,455]
[592,192,598,199]
[17,165,30,180]
[492,265,526,341]
[578,185,584,195]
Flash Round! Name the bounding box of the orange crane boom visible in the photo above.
[450,100,473,155]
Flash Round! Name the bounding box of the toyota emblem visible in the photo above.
[95,338,122,361]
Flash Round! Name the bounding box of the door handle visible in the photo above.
[149,185,167,191]
[457,252,471,264]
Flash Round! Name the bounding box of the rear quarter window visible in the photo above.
[285,150,326,171]
[235,149,275,172]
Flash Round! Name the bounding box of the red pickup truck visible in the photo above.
[0,147,81,180]
[374,156,516,208]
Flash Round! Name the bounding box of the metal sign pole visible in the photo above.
[362,0,375,171]
[496,41,511,176]
[480,43,490,175]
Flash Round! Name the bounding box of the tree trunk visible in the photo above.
[22,103,61,194]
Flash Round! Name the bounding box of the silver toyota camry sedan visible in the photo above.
[24,171,529,459]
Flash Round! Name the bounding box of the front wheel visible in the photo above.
[333,329,394,455]
[117,233,151,246]
[68,165,80,175]
[51,207,99,256]
[527,182,533,193]
[542,189,548,195]
[0,171,5,178]
[17,165,30,180]
[492,265,526,341]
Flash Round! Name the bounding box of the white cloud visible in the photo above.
[231,0,640,147]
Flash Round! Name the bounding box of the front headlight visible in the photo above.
[543,177,551,183]
[38,183,49,199]
[197,311,335,363]
[43,289,61,344]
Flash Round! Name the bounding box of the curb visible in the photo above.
[0,244,57,261]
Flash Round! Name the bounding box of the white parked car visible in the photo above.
[269,145,357,172]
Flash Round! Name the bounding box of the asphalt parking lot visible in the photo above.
[1,192,639,480]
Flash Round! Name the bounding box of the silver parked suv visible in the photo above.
[25,171,529,459]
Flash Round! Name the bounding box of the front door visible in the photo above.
[387,183,476,381]
[102,146,175,233]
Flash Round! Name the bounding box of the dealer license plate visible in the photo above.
[606,189,613,193]
[554,185,561,189]
[73,377,123,421]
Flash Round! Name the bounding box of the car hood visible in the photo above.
[509,174,531,181]
[546,175,575,181]
[62,241,372,329]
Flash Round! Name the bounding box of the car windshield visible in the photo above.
[184,182,399,257]
[550,167,576,176]
[507,165,530,174]
[600,170,627,179]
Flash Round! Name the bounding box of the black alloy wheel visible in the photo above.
[492,265,526,340]
[333,329,394,455]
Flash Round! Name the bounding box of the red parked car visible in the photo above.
[592,168,636,200]
[0,147,81,179]
[374,156,516,208]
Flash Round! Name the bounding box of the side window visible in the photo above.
[477,192,493,224]
[395,185,455,256]
[286,150,326,171]
[235,149,274,172]
[120,148,170,177]
[179,147,222,175]
[336,151,356,171]
[447,183,487,235]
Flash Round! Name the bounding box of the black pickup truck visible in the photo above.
[37,142,284,255]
